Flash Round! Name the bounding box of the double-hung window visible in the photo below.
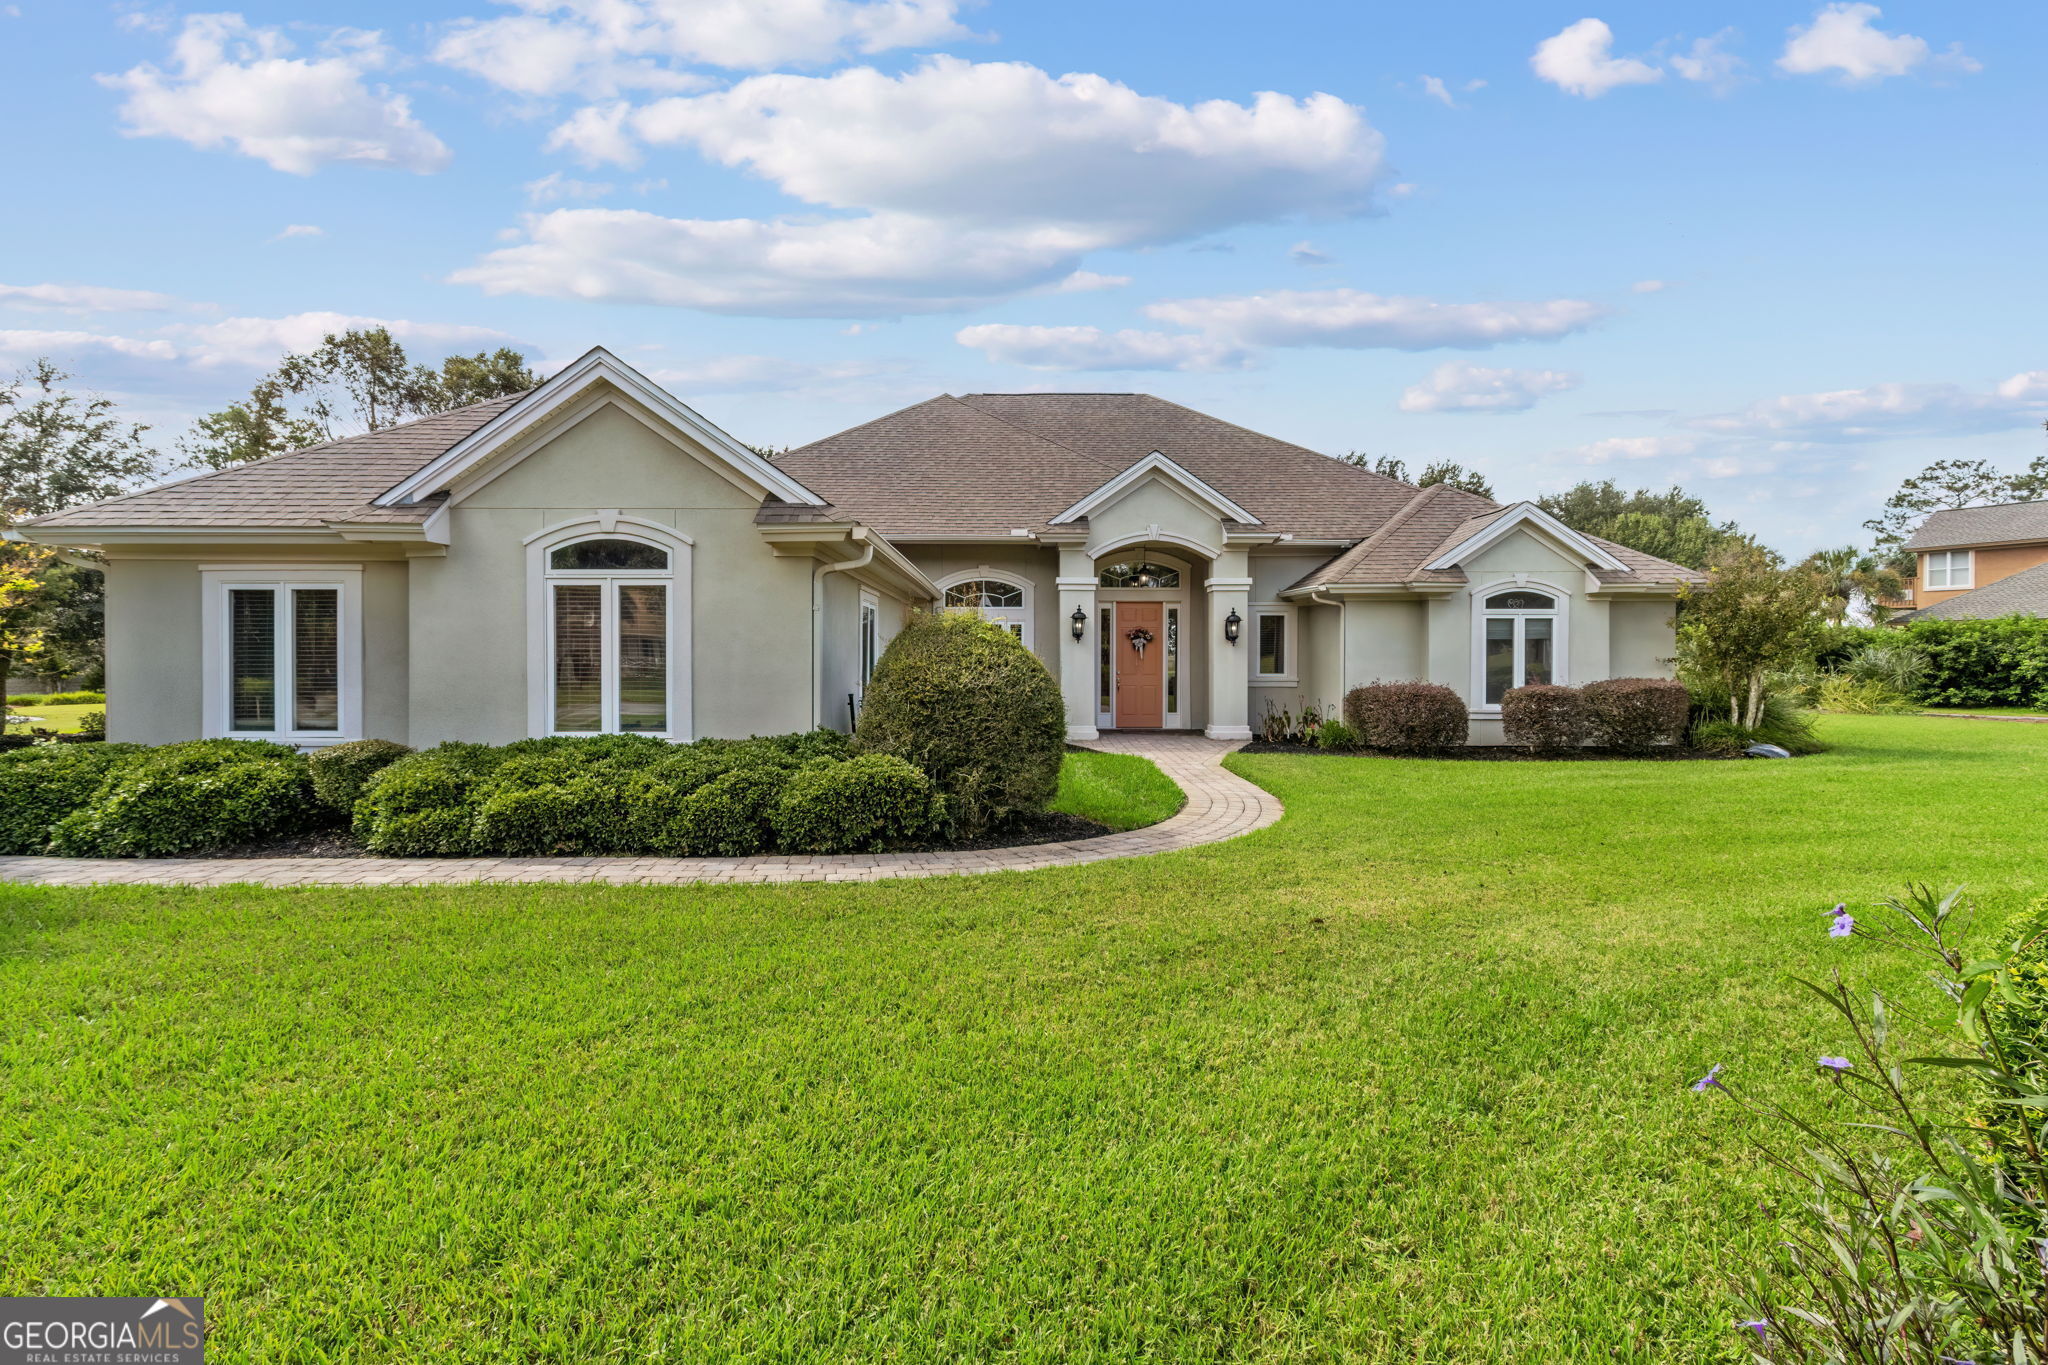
[1922,549,1972,590]
[1478,588,1561,706]
[203,567,361,743]
[544,536,674,736]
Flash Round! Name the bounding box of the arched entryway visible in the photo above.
[1093,547,1197,731]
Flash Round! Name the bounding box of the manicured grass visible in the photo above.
[1918,705,2048,716]
[2,717,2044,1362]
[1048,748,1186,830]
[2,702,101,734]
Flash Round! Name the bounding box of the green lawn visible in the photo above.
[1049,748,1186,830]
[2,702,100,734]
[1918,704,2048,717]
[2,716,2044,1362]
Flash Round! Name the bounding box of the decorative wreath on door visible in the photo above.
[1125,626,1155,656]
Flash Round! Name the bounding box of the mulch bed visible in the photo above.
[177,811,1114,861]
[1237,742,1743,762]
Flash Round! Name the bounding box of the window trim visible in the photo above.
[1923,549,1973,591]
[858,589,880,698]
[200,565,363,745]
[934,567,1033,649]
[1469,579,1568,712]
[525,516,693,740]
[1250,602,1298,684]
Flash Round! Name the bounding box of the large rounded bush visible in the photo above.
[48,739,317,856]
[1342,682,1469,752]
[1501,684,1588,754]
[308,738,413,811]
[673,766,794,856]
[353,743,505,856]
[1581,678,1690,750]
[772,754,946,853]
[854,612,1064,835]
[0,743,148,854]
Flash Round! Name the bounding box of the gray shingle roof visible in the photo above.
[23,395,527,530]
[1904,501,2048,551]
[1899,561,2048,620]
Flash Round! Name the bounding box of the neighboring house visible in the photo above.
[6,348,1700,748]
[1893,500,2048,621]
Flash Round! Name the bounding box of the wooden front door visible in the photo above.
[1114,602,1165,729]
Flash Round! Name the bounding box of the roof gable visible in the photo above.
[376,347,823,509]
[1051,451,1260,525]
[1425,502,1630,573]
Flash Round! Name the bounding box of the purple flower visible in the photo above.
[1818,1056,1852,1071]
[1691,1064,1725,1092]
[1828,910,1855,938]
[1737,1319,1769,1342]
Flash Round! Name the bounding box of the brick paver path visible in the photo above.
[0,733,1280,889]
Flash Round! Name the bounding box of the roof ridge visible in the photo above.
[951,394,1127,474]
[22,391,528,526]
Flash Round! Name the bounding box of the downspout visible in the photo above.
[811,532,876,730]
[1309,589,1344,709]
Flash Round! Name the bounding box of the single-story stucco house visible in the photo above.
[9,347,1701,747]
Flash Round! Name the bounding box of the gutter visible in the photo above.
[811,532,877,730]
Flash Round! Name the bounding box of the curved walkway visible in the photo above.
[0,733,1281,889]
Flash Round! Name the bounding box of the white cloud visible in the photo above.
[1050,270,1130,293]
[1684,374,2048,442]
[101,13,451,175]
[467,58,1385,316]
[0,282,181,313]
[1289,241,1333,266]
[523,170,615,203]
[1630,279,1670,293]
[434,0,973,98]
[0,329,182,365]
[1531,19,1663,98]
[1670,30,1746,92]
[270,224,325,241]
[954,324,1252,373]
[1576,434,1701,463]
[1143,288,1606,350]
[165,312,513,368]
[1420,75,1460,108]
[1398,361,1580,414]
[1776,3,1975,84]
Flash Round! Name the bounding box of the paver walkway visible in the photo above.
[0,733,1280,889]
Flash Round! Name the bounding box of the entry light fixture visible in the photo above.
[1224,608,1242,645]
[1070,606,1088,642]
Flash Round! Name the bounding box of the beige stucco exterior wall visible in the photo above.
[1344,599,1427,687]
[102,558,201,745]
[1608,599,1679,678]
[412,400,818,745]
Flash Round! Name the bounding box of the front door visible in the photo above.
[1114,602,1165,729]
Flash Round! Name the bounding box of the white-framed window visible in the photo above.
[939,572,1032,647]
[201,566,362,744]
[1475,585,1564,708]
[1923,549,1973,590]
[526,519,693,739]
[1251,604,1297,683]
[858,590,880,695]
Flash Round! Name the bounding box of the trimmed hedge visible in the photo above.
[308,739,413,811]
[1819,618,2048,708]
[47,739,318,856]
[1343,682,1469,752]
[1501,685,1587,753]
[855,612,1065,836]
[1581,677,1690,750]
[772,754,946,853]
[0,743,149,854]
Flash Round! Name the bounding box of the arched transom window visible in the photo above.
[1097,561,1181,589]
[941,576,1031,645]
[1480,587,1561,706]
[544,533,675,735]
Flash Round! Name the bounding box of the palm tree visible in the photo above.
[1801,546,1908,624]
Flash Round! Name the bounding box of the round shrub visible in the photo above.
[673,766,795,856]
[1580,678,1690,751]
[772,754,946,853]
[308,738,413,811]
[1342,682,1469,753]
[48,740,317,856]
[854,612,1064,836]
[470,776,630,856]
[0,743,148,854]
[353,743,506,856]
[1501,684,1588,754]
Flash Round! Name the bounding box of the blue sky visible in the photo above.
[3,0,2042,553]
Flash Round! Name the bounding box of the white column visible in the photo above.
[1205,550,1253,740]
[1056,548,1099,741]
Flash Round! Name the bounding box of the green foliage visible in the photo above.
[75,709,105,738]
[1813,673,1917,714]
[177,377,325,470]
[1800,545,1908,623]
[0,742,147,853]
[1685,683,1826,754]
[1580,677,1690,750]
[353,742,507,855]
[307,738,413,811]
[772,754,946,853]
[1313,719,1361,751]
[47,739,316,856]
[673,766,794,856]
[1863,455,2048,550]
[1890,616,2048,708]
[855,612,1066,836]
[1677,546,1829,726]
[1535,480,1752,569]
[13,690,106,706]
[1344,454,1495,497]
[1342,682,1469,752]
[1500,684,1588,754]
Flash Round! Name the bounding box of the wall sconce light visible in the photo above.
[1224,608,1242,645]
[1070,606,1088,642]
